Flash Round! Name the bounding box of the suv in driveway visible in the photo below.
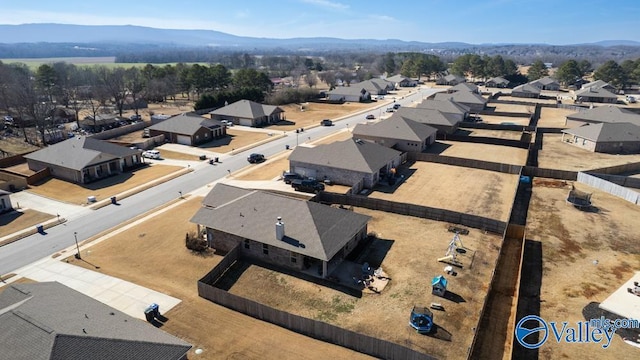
[247,153,265,163]
[291,179,325,193]
[283,172,304,184]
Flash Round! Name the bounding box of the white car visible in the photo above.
[221,120,234,127]
[142,150,161,159]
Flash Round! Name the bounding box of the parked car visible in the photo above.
[283,172,304,184]
[320,119,333,126]
[291,179,325,193]
[393,103,401,110]
[129,114,142,121]
[221,120,234,127]
[142,150,161,159]
[365,114,375,120]
[247,153,265,163]
[386,108,394,113]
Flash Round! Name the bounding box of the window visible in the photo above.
[244,239,250,249]
[290,251,297,263]
[262,243,269,255]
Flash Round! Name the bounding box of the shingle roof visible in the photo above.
[581,80,613,90]
[392,108,460,127]
[191,184,370,261]
[327,86,369,97]
[416,98,471,115]
[0,282,191,360]
[148,113,222,136]
[512,83,541,95]
[386,75,413,83]
[352,117,437,143]
[533,76,558,86]
[449,83,478,93]
[24,137,140,171]
[444,74,465,83]
[433,91,487,105]
[566,106,640,126]
[562,122,640,143]
[574,86,618,99]
[209,99,283,119]
[289,138,401,174]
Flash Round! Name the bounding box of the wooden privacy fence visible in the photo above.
[436,134,529,149]
[522,166,578,181]
[89,121,147,140]
[409,152,522,175]
[458,122,527,131]
[587,161,640,175]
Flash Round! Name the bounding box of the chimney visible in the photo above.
[275,217,285,240]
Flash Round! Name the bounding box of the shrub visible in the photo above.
[185,231,208,252]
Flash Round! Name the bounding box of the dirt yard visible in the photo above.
[199,128,280,153]
[66,197,369,360]
[156,149,200,161]
[0,134,41,156]
[427,140,529,166]
[524,180,640,360]
[27,164,183,204]
[479,115,530,126]
[221,208,503,360]
[271,101,380,131]
[538,107,574,128]
[370,162,519,222]
[465,129,524,140]
[111,130,146,143]
[0,209,55,236]
[496,95,558,105]
[234,154,291,181]
[490,103,534,114]
[538,134,640,171]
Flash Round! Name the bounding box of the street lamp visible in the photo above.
[73,231,81,260]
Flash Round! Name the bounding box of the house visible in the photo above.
[448,82,479,94]
[431,275,448,297]
[433,91,487,112]
[436,74,466,86]
[581,79,617,93]
[353,79,395,95]
[148,113,226,146]
[386,74,418,88]
[289,138,402,189]
[530,76,560,91]
[190,184,371,278]
[573,86,618,104]
[24,136,143,184]
[0,189,12,213]
[80,114,120,131]
[326,87,371,102]
[565,106,640,128]
[392,108,461,135]
[352,117,438,152]
[0,282,191,360]
[561,122,640,153]
[209,99,285,127]
[416,98,470,123]
[49,107,77,124]
[511,83,542,98]
[485,77,510,88]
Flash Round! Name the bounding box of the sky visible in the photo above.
[0,0,639,45]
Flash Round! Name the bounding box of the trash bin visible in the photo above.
[151,303,160,317]
[286,145,290,150]
[144,307,155,322]
[214,157,219,163]
[110,196,117,204]
[36,224,44,233]
[199,154,207,160]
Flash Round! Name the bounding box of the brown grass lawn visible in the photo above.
[466,129,524,140]
[489,103,534,114]
[538,134,640,171]
[537,107,575,128]
[157,149,200,161]
[271,102,378,131]
[235,154,291,181]
[28,164,183,204]
[0,210,55,235]
[68,197,370,360]
[479,115,530,126]
[0,135,41,156]
[199,128,279,153]
[310,128,353,145]
[427,140,529,166]
[525,181,640,360]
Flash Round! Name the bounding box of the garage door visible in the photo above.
[176,135,191,145]
[293,167,316,179]
[239,118,253,127]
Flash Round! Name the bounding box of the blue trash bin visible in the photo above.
[36,224,44,233]
[110,196,117,204]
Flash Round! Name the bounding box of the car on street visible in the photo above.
[320,119,333,126]
[365,114,375,120]
[247,153,265,163]
[393,103,401,110]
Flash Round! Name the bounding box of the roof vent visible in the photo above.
[276,217,285,240]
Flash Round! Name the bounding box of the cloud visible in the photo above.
[368,14,397,22]
[300,0,349,10]
[235,10,250,19]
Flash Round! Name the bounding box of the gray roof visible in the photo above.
[386,75,414,83]
[148,113,222,136]
[449,83,478,93]
[444,74,465,82]
[289,138,401,174]
[391,108,460,127]
[433,91,487,105]
[562,122,640,143]
[0,282,191,360]
[0,189,10,196]
[24,137,140,171]
[416,98,471,115]
[512,83,541,95]
[352,117,437,143]
[352,79,393,94]
[327,86,370,97]
[574,86,617,99]
[566,106,640,126]
[533,76,558,86]
[582,80,614,90]
[209,99,283,119]
[487,77,509,85]
[190,184,370,261]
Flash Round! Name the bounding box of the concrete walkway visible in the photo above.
[10,191,92,220]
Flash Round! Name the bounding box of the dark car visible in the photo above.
[291,179,325,193]
[365,114,375,120]
[283,172,304,184]
[247,153,265,163]
[320,119,333,126]
[129,114,142,121]
[393,103,401,110]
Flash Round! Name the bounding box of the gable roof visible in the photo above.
[289,138,401,174]
[24,137,139,171]
[444,74,465,83]
[574,86,617,99]
[512,83,541,95]
[416,98,471,115]
[209,99,283,119]
[352,79,394,94]
[566,106,640,126]
[449,83,478,93]
[327,86,370,97]
[562,122,640,143]
[391,108,460,127]
[386,75,413,83]
[533,76,558,86]
[352,117,437,143]
[582,80,615,90]
[0,282,191,360]
[191,184,370,261]
[433,91,487,105]
[148,113,222,136]
[487,76,509,85]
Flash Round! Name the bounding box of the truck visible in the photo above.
[291,179,325,193]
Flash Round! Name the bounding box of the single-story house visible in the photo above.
[0,189,12,213]
[581,80,617,93]
[386,74,418,87]
[24,136,143,184]
[573,86,618,104]
[448,82,479,94]
[190,184,371,278]
[352,117,437,152]
[436,74,466,86]
[289,138,402,189]
[326,87,371,102]
[485,77,510,88]
[0,282,192,360]
[209,99,285,127]
[49,107,77,124]
[148,113,226,146]
[561,122,640,153]
[511,83,542,98]
[351,79,394,95]
[433,91,487,112]
[80,114,121,131]
[416,98,470,123]
[530,76,560,91]
[391,108,460,135]
[565,106,640,128]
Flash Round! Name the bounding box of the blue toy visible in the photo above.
[409,306,434,333]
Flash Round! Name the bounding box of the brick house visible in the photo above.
[148,113,226,146]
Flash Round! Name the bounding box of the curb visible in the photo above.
[0,217,68,248]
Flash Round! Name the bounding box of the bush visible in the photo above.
[185,231,208,252]
[265,87,320,105]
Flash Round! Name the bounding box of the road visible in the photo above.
[0,86,441,276]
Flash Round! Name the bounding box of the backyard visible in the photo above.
[427,140,528,166]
